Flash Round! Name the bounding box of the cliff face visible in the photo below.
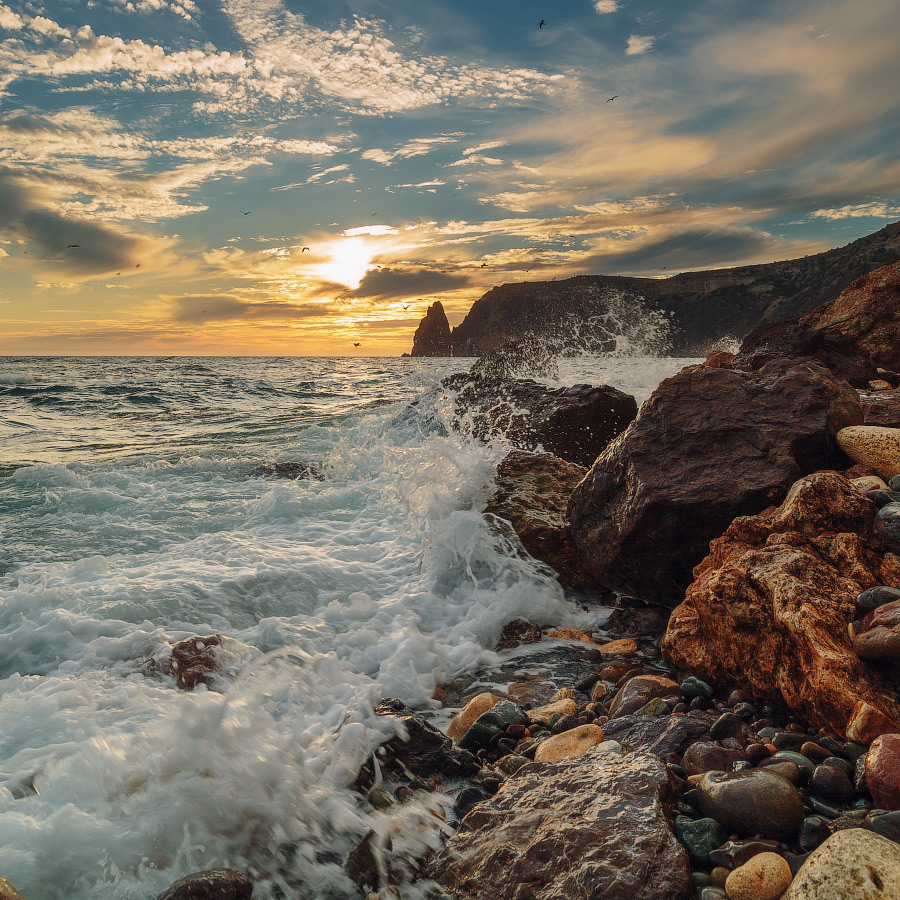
[409,222,900,356]
[410,300,453,356]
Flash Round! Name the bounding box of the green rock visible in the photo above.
[675,815,724,864]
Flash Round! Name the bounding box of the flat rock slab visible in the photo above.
[425,749,691,900]
[602,711,717,759]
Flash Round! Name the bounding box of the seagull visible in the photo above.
[607,96,618,102]
[353,342,361,347]
[481,262,488,268]
[402,304,410,310]
[66,244,80,248]
[240,210,251,215]
[539,19,545,28]
[302,247,310,253]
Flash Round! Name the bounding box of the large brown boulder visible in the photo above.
[484,451,587,587]
[424,749,691,900]
[445,373,638,467]
[802,261,900,371]
[662,473,900,736]
[410,301,453,356]
[567,360,862,604]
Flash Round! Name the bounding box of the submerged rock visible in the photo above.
[484,451,587,586]
[663,473,900,736]
[155,869,252,900]
[424,749,691,900]
[567,360,862,603]
[164,634,226,690]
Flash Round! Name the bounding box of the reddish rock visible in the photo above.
[846,700,900,744]
[662,473,900,736]
[802,261,900,371]
[165,634,225,690]
[424,750,692,900]
[683,742,746,777]
[155,869,252,900]
[865,734,900,810]
[445,373,638,467]
[854,599,900,661]
[703,349,736,368]
[495,619,542,650]
[567,361,862,603]
[485,451,587,587]
[608,675,681,719]
[410,301,453,356]
[0,879,28,900]
[863,394,900,428]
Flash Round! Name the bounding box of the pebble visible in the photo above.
[851,475,889,493]
[453,786,486,819]
[710,712,743,742]
[447,693,503,741]
[724,852,793,900]
[528,698,578,723]
[893,474,900,491]
[701,889,727,900]
[836,425,900,480]
[809,764,854,803]
[865,733,900,811]
[771,750,816,777]
[683,742,746,776]
[533,723,605,763]
[675,815,724,864]
[783,827,900,899]
[695,769,805,842]
[800,742,831,764]
[681,676,714,700]
[758,759,802,784]
[606,674,681,718]
[855,585,900,618]
[546,627,596,644]
[368,787,393,809]
[590,680,610,701]
[709,839,781,869]
[595,637,639,655]
[877,503,900,553]
[798,815,830,851]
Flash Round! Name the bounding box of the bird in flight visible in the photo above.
[240,210,251,215]
[302,247,310,253]
[66,244,80,248]
[481,262,488,268]
[539,19,545,28]
[402,304,410,310]
[353,342,361,347]
[607,96,618,102]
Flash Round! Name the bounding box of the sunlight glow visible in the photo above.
[314,237,373,290]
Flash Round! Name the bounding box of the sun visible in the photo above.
[314,237,373,290]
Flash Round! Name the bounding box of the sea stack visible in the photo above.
[410,301,453,356]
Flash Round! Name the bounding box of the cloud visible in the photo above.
[348,266,470,300]
[172,294,327,322]
[0,5,24,29]
[362,136,463,166]
[594,1,619,12]
[305,164,351,183]
[626,35,655,55]
[811,202,900,220]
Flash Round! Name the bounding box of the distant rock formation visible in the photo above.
[410,300,453,356]
[407,222,900,357]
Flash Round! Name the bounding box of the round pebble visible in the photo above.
[724,852,792,900]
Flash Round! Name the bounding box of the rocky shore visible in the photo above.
[5,263,900,900]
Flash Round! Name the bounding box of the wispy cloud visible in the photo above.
[626,35,655,55]
[812,202,900,220]
[362,136,464,166]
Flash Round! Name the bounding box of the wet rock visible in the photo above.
[809,765,854,803]
[675,815,724,864]
[664,473,900,736]
[447,693,504,742]
[533,724,605,763]
[454,787,487,820]
[846,700,900,744]
[253,461,321,480]
[802,260,900,372]
[164,634,226,690]
[0,879,28,900]
[529,698,578,723]
[724,852,792,900]
[856,585,900,618]
[595,638,639,655]
[865,734,900,811]
[602,710,717,759]
[155,870,252,900]
[708,840,781,869]
[782,827,900,899]
[683,742,745,776]
[373,699,479,779]
[345,830,384,894]
[458,701,529,753]
[568,361,862,603]
[695,769,805,842]
[608,675,681,719]
[800,816,831,851]
[878,504,900,553]
[681,677,715,701]
[425,750,692,900]
[444,372,638,467]
[496,619,543,650]
[485,451,587,587]
[853,598,900,661]
[837,426,900,481]
[546,628,596,644]
[709,712,743,742]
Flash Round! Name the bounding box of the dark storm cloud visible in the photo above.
[0,172,144,275]
[349,266,470,300]
[173,295,328,323]
[579,227,775,275]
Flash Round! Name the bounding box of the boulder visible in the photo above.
[424,749,692,900]
[484,451,587,586]
[729,319,878,387]
[567,361,862,603]
[447,693,504,742]
[533,724,605,763]
[802,260,900,372]
[836,426,900,480]
[444,372,637,467]
[662,473,900,736]
[155,870,252,900]
[608,675,681,719]
[602,711,717,759]
[782,828,900,899]
[865,734,900,811]
[724,852,793,900]
[410,301,453,356]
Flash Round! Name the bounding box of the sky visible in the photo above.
[1,0,899,356]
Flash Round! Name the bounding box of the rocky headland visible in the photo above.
[408,222,900,358]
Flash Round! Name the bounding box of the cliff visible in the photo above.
[410,300,453,356]
[408,222,900,356]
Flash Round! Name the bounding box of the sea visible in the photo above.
[0,352,696,900]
